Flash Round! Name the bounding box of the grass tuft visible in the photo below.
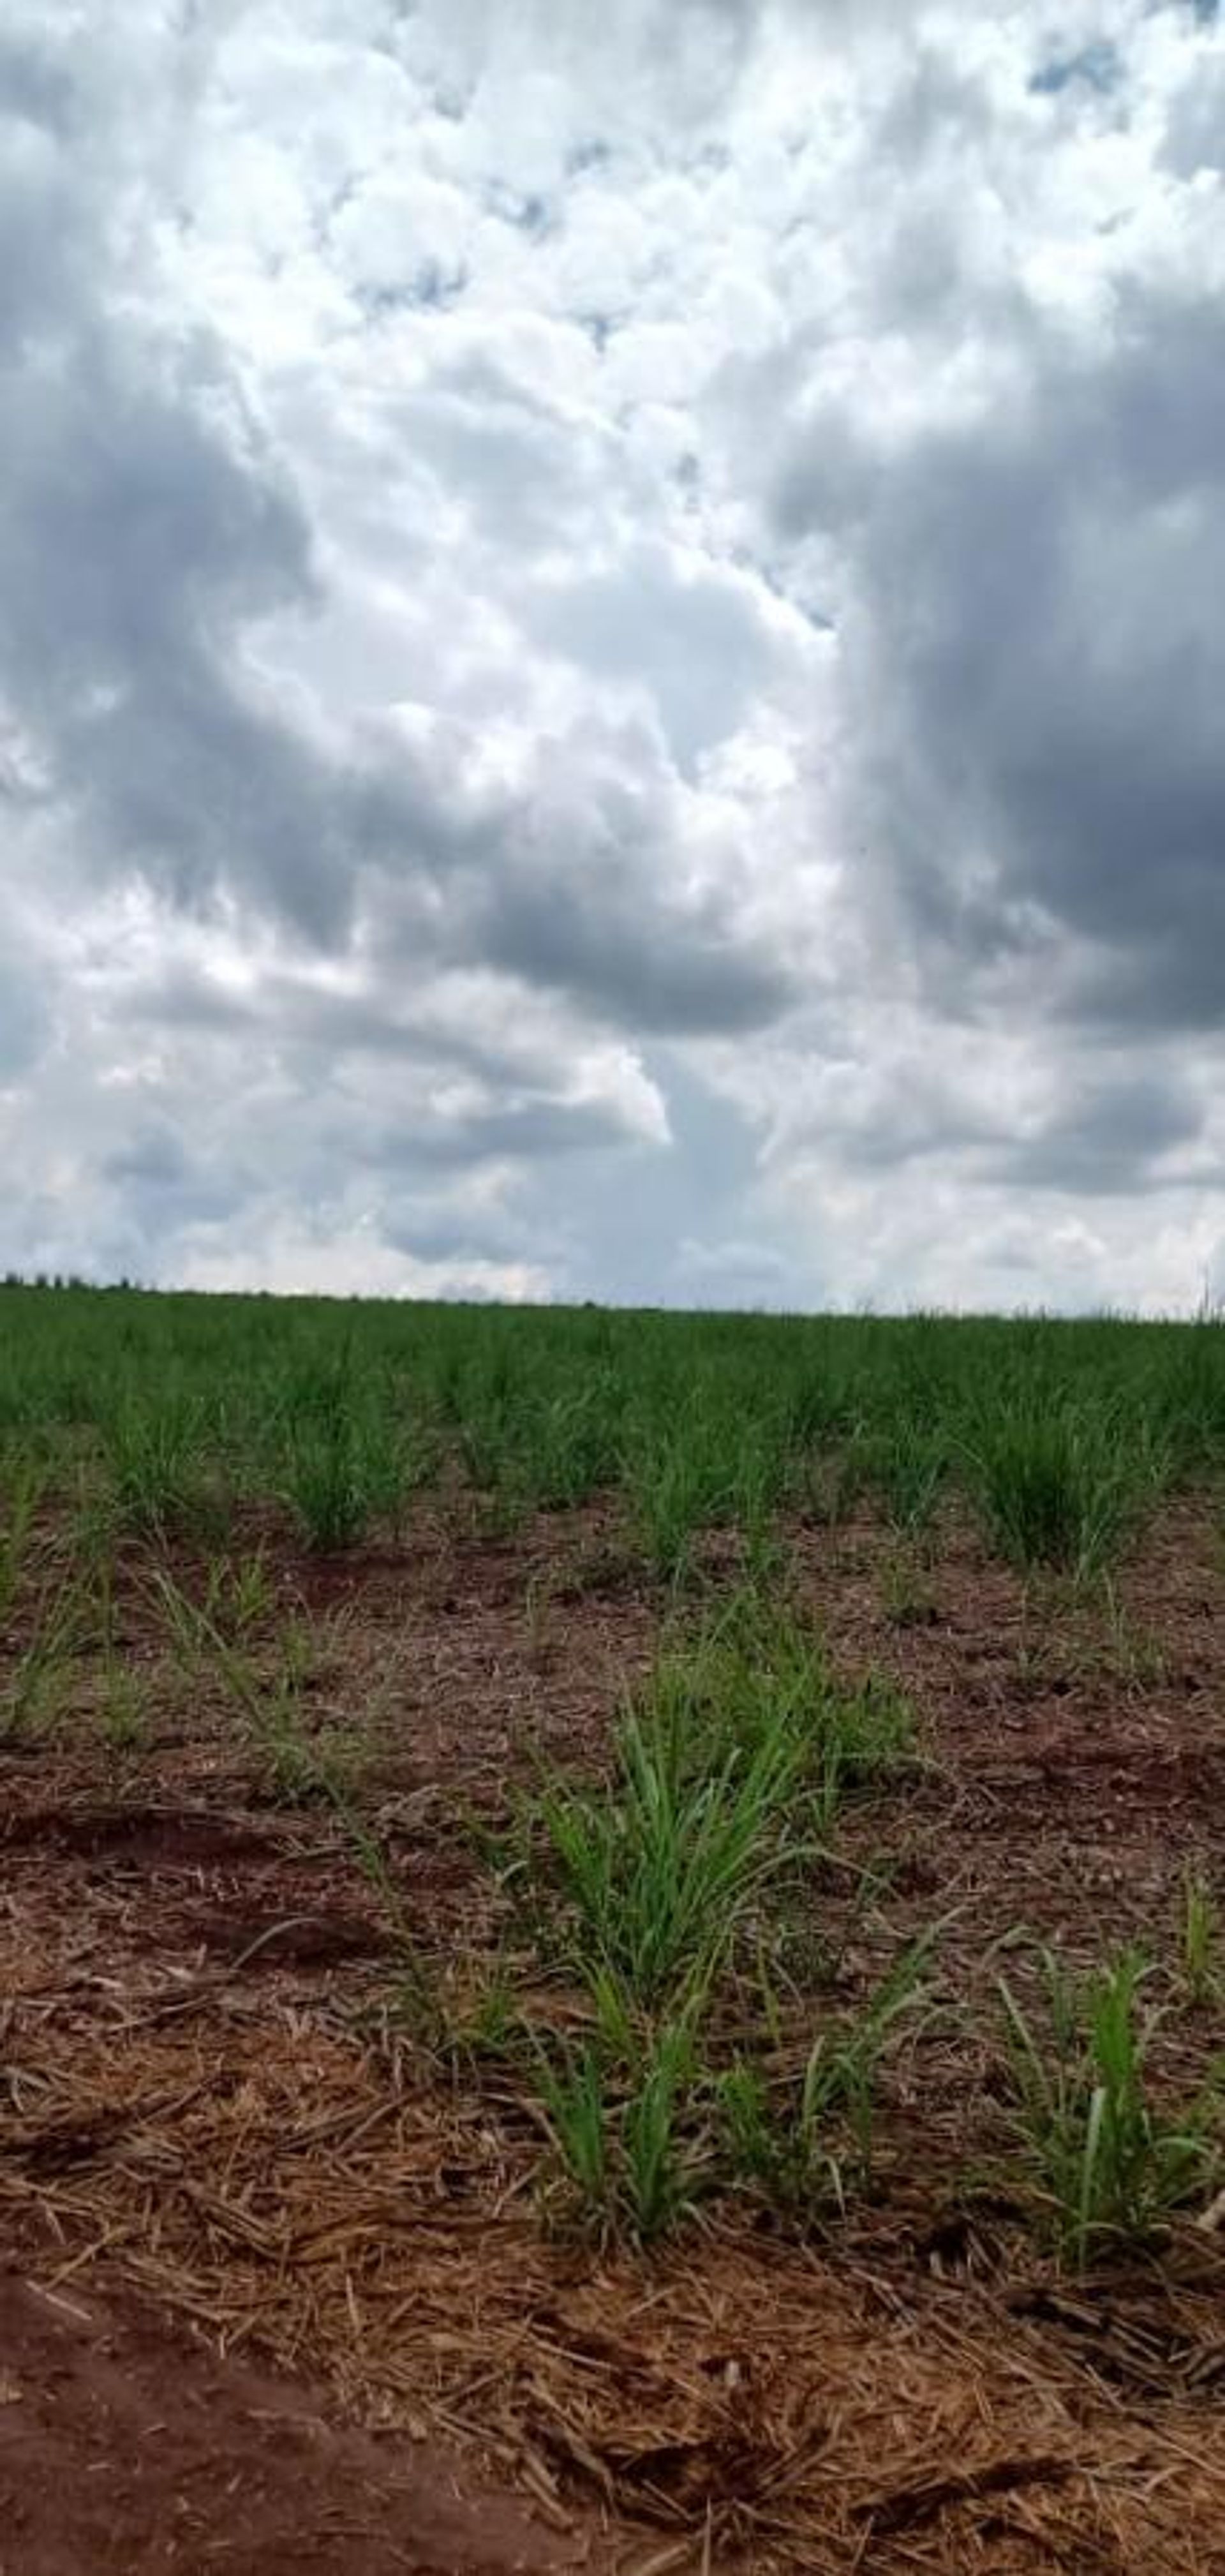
[719,1933,935,2214]
[533,2016,705,2243]
[997,1946,1221,2266]
[965,1399,1166,1578]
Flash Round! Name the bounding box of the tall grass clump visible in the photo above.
[537,1685,809,2010]
[0,1457,43,1623]
[282,1418,376,1551]
[534,1593,912,2014]
[672,1589,915,1822]
[869,1417,948,1536]
[103,1394,206,1540]
[719,1935,933,2212]
[0,1569,87,1741]
[279,1388,414,1551]
[535,2018,703,2241]
[964,1396,1164,1578]
[623,1411,741,1581]
[1180,1865,1222,2011]
[521,1588,921,2242]
[997,1947,1221,2265]
[521,1379,623,1509]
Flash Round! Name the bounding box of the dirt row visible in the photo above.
[2,1498,1224,2570]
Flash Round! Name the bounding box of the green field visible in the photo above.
[2,1283,1224,2568]
[3,1282,1222,1573]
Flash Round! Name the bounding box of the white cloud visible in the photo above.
[2,0,1223,1307]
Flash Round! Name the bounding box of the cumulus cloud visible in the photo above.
[771,290,1225,1034]
[2,0,1223,1307]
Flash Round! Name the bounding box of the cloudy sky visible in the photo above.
[3,0,1223,1311]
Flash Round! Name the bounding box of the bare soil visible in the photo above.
[0,2267,593,2575]
[3,1497,1224,2571]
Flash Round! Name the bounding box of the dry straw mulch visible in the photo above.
[4,1965,1224,2576]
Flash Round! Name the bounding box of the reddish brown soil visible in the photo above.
[0,2268,596,2575]
[2,1495,1224,2570]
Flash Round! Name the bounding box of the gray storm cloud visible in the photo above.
[1,0,1222,1308]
